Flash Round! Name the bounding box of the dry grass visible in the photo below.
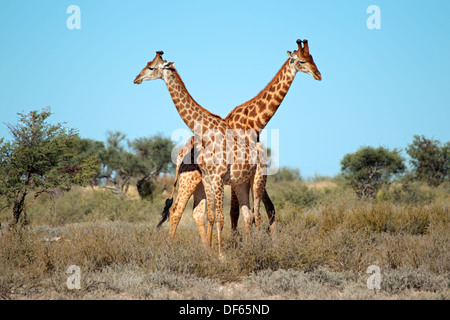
[306,180,338,190]
[0,180,449,300]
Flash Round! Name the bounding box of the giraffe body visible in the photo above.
[160,40,321,242]
[134,51,268,255]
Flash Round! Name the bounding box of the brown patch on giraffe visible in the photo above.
[235,107,243,114]
[257,99,266,108]
[261,112,272,123]
[268,102,277,112]
[234,122,245,130]
[255,117,264,129]
[248,108,257,118]
[256,105,267,115]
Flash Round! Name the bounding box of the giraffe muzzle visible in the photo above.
[314,71,322,81]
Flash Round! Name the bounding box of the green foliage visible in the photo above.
[273,166,302,182]
[96,131,141,193]
[137,179,156,200]
[84,131,174,198]
[267,167,316,211]
[0,108,99,225]
[341,146,406,199]
[130,134,174,199]
[406,135,449,186]
[272,182,316,210]
[131,135,175,176]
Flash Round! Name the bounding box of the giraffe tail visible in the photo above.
[157,197,174,228]
[157,137,195,229]
[157,150,183,228]
[157,179,177,228]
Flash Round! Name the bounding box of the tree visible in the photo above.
[99,131,143,194]
[341,146,405,199]
[97,132,174,198]
[77,138,106,188]
[406,135,449,186]
[130,135,174,199]
[0,109,99,226]
[273,166,302,182]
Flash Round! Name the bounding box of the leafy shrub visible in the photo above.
[341,146,405,199]
[406,135,449,187]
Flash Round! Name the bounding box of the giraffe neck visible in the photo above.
[225,59,296,132]
[162,69,223,135]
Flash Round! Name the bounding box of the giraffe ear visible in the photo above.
[287,50,293,57]
[163,62,174,69]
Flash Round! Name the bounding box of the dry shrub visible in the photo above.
[0,179,448,299]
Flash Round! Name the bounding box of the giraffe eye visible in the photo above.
[148,67,154,70]
[299,61,306,65]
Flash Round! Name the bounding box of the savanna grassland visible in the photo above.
[0,175,449,300]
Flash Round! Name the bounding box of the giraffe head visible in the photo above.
[287,39,321,80]
[134,51,174,84]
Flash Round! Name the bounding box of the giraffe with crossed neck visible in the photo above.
[157,39,321,241]
[134,51,267,256]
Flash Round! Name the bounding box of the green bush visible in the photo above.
[406,135,449,187]
[340,146,405,199]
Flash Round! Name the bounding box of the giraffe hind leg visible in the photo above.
[230,186,240,233]
[167,172,199,242]
[192,181,208,247]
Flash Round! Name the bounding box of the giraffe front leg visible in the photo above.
[252,142,268,231]
[252,175,266,231]
[212,181,225,257]
[234,183,251,243]
[201,176,215,248]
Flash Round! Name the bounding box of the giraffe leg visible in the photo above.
[192,183,208,247]
[252,175,266,231]
[252,146,267,231]
[234,183,252,243]
[211,180,225,257]
[262,189,276,238]
[202,176,216,248]
[168,172,197,242]
[229,186,240,233]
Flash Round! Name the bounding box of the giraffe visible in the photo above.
[159,39,321,240]
[134,51,267,256]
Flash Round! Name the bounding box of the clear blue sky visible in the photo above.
[1,0,449,177]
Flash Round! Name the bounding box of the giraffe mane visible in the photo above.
[224,59,290,121]
[171,70,223,120]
